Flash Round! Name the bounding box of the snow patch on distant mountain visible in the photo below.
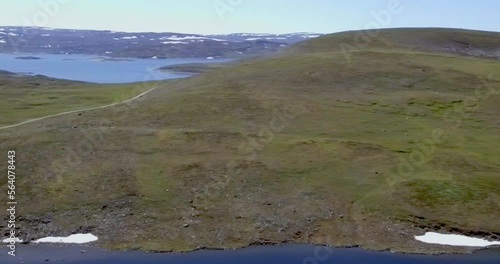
[303,35,321,38]
[163,36,226,42]
[162,41,189,44]
[246,37,288,41]
[0,26,324,58]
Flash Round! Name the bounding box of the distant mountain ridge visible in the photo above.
[0,26,323,58]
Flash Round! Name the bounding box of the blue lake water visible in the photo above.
[1,244,499,264]
[0,53,230,83]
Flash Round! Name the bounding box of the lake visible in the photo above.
[0,53,230,83]
[1,244,499,264]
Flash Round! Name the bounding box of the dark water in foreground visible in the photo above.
[1,244,499,264]
[0,53,230,83]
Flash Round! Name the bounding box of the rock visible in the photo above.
[40,217,51,224]
[183,223,189,228]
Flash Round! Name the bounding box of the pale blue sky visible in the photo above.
[0,0,499,34]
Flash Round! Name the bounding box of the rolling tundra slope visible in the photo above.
[0,71,167,128]
[0,28,499,254]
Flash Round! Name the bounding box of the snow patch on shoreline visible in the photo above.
[33,234,98,244]
[415,232,500,247]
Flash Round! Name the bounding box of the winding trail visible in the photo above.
[0,86,159,131]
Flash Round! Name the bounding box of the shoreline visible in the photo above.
[5,239,500,256]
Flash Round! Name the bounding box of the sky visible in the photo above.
[0,0,499,34]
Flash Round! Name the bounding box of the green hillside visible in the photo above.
[0,28,499,254]
[0,71,162,128]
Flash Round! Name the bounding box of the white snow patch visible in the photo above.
[165,36,202,40]
[206,57,214,60]
[8,33,18,36]
[33,234,98,244]
[162,41,188,44]
[165,36,225,41]
[301,34,320,38]
[121,36,137,40]
[105,51,113,54]
[223,42,229,45]
[237,33,271,37]
[245,38,261,41]
[415,232,500,247]
[0,40,6,44]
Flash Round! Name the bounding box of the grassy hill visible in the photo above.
[0,71,162,128]
[0,28,499,254]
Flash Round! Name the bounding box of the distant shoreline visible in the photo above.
[15,56,42,60]
[158,62,229,74]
